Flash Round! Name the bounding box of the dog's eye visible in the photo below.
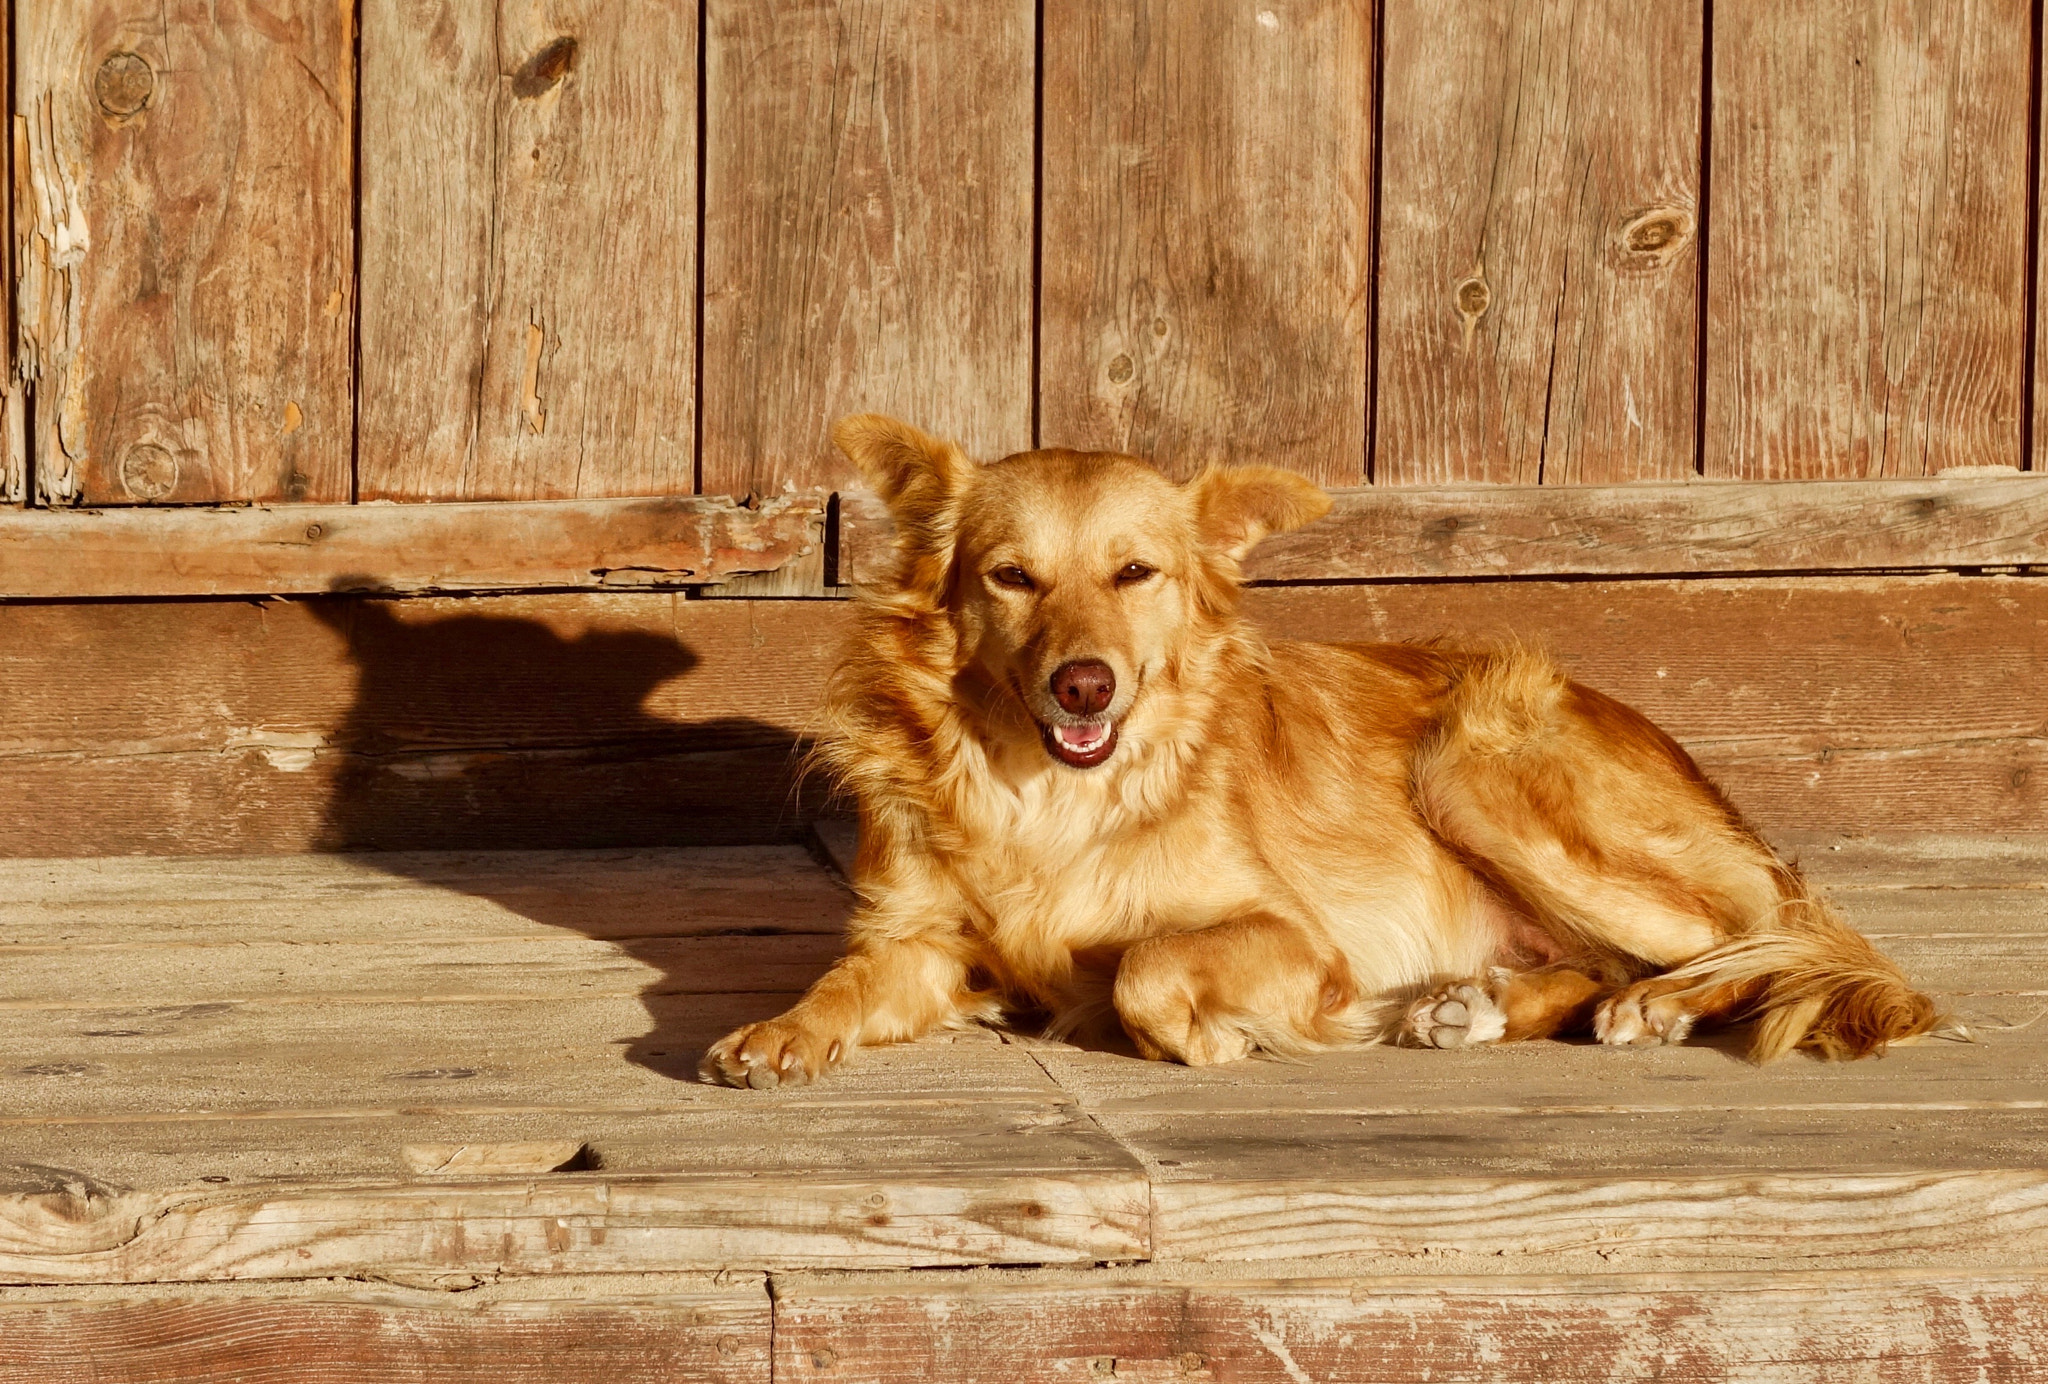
[1115,562,1157,586]
[990,565,1035,591]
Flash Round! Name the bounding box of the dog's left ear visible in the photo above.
[831,414,975,521]
[1191,465,1333,562]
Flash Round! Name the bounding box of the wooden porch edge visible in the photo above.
[0,495,826,599]
[2,1164,2042,1286]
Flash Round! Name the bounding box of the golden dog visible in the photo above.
[701,415,1939,1088]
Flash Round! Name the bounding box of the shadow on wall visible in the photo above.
[308,593,844,1082]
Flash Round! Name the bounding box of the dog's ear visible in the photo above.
[1190,465,1333,562]
[831,414,974,519]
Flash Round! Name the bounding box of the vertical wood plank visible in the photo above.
[699,0,1035,498]
[1,1,20,504]
[1373,0,1702,486]
[1039,0,1373,485]
[1706,0,2030,479]
[15,0,354,505]
[356,1,699,501]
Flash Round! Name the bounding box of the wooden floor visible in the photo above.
[1,832,2044,1380]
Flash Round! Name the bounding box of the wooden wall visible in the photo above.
[3,0,2046,853]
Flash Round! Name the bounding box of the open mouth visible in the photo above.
[1039,718,1120,769]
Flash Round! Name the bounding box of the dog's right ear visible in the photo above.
[831,414,974,521]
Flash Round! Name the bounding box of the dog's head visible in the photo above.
[834,414,1330,770]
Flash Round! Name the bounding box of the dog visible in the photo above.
[701,415,1941,1088]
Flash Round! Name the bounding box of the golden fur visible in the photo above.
[700,416,1940,1088]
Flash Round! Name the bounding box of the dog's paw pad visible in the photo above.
[1403,982,1507,1050]
[1593,984,1697,1047]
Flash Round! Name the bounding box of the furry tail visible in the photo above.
[1657,893,1944,1062]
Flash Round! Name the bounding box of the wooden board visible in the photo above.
[6,574,2046,855]
[1374,0,1700,485]
[0,495,823,598]
[1038,0,1373,484]
[0,1278,772,1384]
[0,594,848,855]
[698,0,1035,498]
[1705,0,2030,478]
[837,474,2048,586]
[14,0,353,504]
[356,1,699,501]
[772,1269,2048,1382]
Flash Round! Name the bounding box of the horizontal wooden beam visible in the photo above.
[0,496,824,599]
[842,473,2048,585]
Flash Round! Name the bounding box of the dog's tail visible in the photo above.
[1657,888,1946,1061]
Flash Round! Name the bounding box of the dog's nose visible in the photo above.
[1050,660,1116,716]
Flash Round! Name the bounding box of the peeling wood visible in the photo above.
[0,495,824,598]
[839,475,2048,587]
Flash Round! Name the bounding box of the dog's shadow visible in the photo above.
[308,596,839,1081]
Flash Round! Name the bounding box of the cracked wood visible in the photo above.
[1374,0,1701,484]
[15,0,355,504]
[356,1,698,499]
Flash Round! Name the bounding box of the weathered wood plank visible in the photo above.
[0,593,845,855]
[837,475,2048,587]
[356,1,699,500]
[698,0,1034,498]
[1705,0,2030,477]
[15,0,354,504]
[0,1168,1147,1283]
[1374,0,1700,485]
[1038,0,1373,485]
[771,1270,2048,1382]
[1145,1168,2048,1264]
[0,1279,771,1384]
[0,496,822,598]
[1777,832,2048,891]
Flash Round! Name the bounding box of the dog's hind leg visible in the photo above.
[1412,650,1937,1059]
[1402,963,1621,1050]
[1113,913,1355,1064]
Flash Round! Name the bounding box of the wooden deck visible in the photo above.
[1,832,2043,1380]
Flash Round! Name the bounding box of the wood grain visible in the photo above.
[5,574,2046,855]
[0,594,848,855]
[1374,0,1700,485]
[698,0,1035,498]
[837,475,2048,586]
[1705,0,2030,478]
[14,0,354,504]
[0,1282,771,1384]
[0,495,823,598]
[1038,0,1373,484]
[356,0,699,501]
[772,1270,2048,1382]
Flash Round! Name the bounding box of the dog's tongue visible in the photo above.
[1056,723,1110,751]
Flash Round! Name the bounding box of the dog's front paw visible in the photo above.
[1402,981,1507,1050]
[699,1016,846,1089]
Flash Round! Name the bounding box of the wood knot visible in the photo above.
[94,52,154,119]
[1107,353,1134,384]
[1455,275,1490,318]
[118,444,178,501]
[513,37,578,97]
[1615,206,1695,269]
